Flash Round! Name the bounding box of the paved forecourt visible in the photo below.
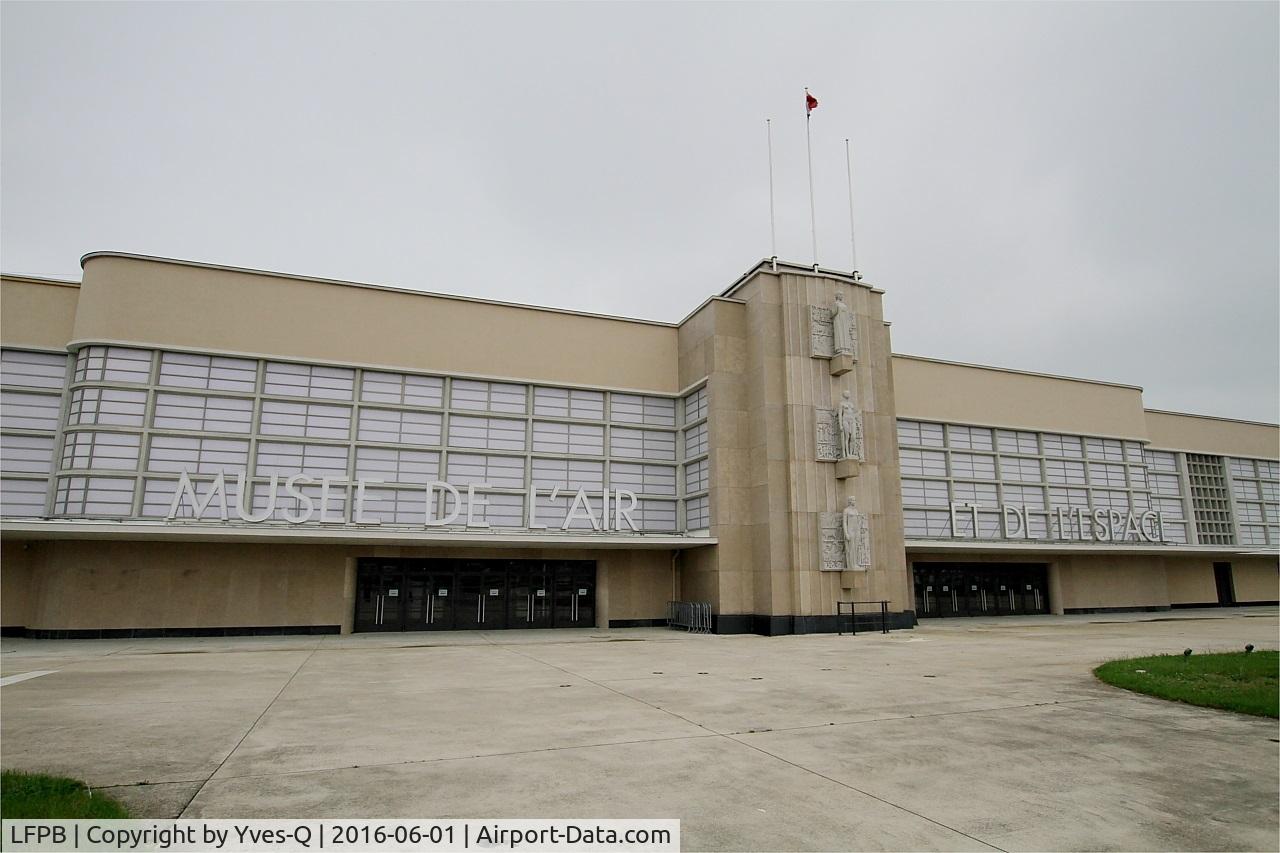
[2,609,1277,851]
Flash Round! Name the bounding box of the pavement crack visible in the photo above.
[177,647,319,817]
[723,733,1008,852]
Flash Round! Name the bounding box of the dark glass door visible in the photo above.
[403,562,455,631]
[355,562,405,632]
[457,562,508,630]
[510,561,554,629]
[1214,562,1235,606]
[554,562,595,628]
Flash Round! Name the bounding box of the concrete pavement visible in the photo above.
[2,608,1277,851]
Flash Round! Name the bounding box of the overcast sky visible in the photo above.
[3,2,1276,422]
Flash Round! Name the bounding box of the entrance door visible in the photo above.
[554,562,595,628]
[403,561,455,631]
[457,561,508,630]
[354,562,405,632]
[510,561,554,628]
[1213,562,1235,606]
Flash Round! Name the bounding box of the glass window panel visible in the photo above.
[899,449,947,477]
[1048,486,1090,508]
[74,346,152,384]
[158,351,257,392]
[635,499,678,531]
[612,427,677,461]
[260,401,351,440]
[1151,472,1183,496]
[530,457,604,491]
[685,458,709,494]
[254,441,348,478]
[1228,458,1256,478]
[682,423,708,459]
[250,480,349,523]
[360,371,443,407]
[0,434,55,474]
[685,495,710,530]
[147,435,249,474]
[1089,462,1127,487]
[897,420,944,448]
[447,415,526,452]
[1043,434,1084,458]
[1091,489,1129,510]
[683,387,708,424]
[610,463,677,496]
[152,392,253,433]
[1,477,49,517]
[53,476,135,516]
[1,349,68,390]
[996,429,1038,455]
[1258,460,1279,479]
[1151,496,1185,519]
[353,447,439,485]
[1045,459,1087,485]
[1143,450,1179,472]
[355,487,429,525]
[953,481,998,504]
[947,425,993,451]
[612,394,676,426]
[263,362,354,400]
[903,508,951,537]
[951,452,995,479]
[357,408,442,445]
[1262,482,1279,501]
[901,478,949,507]
[451,380,526,414]
[1085,438,1125,461]
[531,421,604,456]
[60,431,140,471]
[999,457,1041,482]
[1,390,64,431]
[446,453,526,489]
[1002,484,1046,509]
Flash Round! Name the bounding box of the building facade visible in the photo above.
[1,253,1275,637]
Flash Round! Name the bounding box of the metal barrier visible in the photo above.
[667,601,713,634]
[837,600,890,635]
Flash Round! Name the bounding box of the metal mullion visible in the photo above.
[343,367,363,524]
[128,351,161,517]
[43,351,78,518]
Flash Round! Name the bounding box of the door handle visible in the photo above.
[427,594,434,625]
[376,595,383,625]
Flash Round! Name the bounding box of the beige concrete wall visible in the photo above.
[1144,410,1279,459]
[13,540,682,632]
[1,276,79,350]
[22,541,349,630]
[892,355,1148,439]
[75,255,679,392]
[677,295,750,617]
[1,540,36,627]
[1026,555,1171,611]
[1232,557,1279,603]
[1165,558,1218,605]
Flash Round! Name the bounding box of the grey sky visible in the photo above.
[3,2,1276,422]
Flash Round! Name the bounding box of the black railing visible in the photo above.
[836,600,890,635]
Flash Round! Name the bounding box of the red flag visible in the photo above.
[806,90,818,114]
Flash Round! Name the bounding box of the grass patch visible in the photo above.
[1094,650,1278,718]
[0,771,131,819]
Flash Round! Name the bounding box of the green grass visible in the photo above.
[1094,650,1279,718]
[0,771,131,819]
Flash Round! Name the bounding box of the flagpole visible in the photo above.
[845,137,858,275]
[766,118,777,269]
[805,88,818,269]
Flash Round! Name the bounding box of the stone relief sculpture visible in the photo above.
[831,291,855,356]
[815,407,840,461]
[818,512,846,570]
[836,390,864,461]
[809,306,834,358]
[842,496,872,570]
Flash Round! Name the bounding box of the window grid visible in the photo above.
[41,345,705,530]
[897,419,1178,545]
